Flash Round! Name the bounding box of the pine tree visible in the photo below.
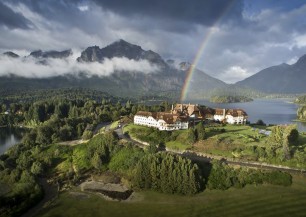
[187,128,196,144]
[196,122,206,140]
[91,152,102,170]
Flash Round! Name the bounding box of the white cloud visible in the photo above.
[286,56,298,65]
[294,34,306,48]
[0,53,160,78]
[219,66,252,83]
[78,5,89,12]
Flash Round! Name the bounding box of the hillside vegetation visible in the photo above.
[210,95,253,103]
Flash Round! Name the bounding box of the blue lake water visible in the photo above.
[0,127,24,155]
[183,98,306,132]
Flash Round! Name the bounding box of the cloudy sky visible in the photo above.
[1,0,306,83]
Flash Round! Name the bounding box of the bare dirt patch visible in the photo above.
[92,171,121,184]
[80,181,133,201]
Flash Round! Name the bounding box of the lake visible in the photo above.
[184,98,306,132]
[0,127,25,155]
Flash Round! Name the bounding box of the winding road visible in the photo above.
[116,123,306,175]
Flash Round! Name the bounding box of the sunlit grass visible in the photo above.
[37,175,306,217]
[110,121,119,130]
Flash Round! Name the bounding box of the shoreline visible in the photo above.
[292,119,306,123]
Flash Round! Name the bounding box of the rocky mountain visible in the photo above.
[77,39,168,68]
[179,62,192,71]
[236,54,306,93]
[2,51,19,58]
[0,40,228,100]
[29,49,72,59]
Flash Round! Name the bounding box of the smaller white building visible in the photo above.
[213,109,226,122]
[225,109,248,124]
[213,108,248,124]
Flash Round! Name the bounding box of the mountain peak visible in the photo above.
[114,39,135,46]
[179,62,192,71]
[77,40,168,68]
[30,50,43,58]
[3,51,19,58]
[105,39,143,56]
[296,54,306,66]
[29,49,72,59]
[236,53,306,93]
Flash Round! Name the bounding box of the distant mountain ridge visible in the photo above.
[2,51,19,58]
[0,40,243,100]
[236,54,306,93]
[178,62,229,99]
[29,49,72,59]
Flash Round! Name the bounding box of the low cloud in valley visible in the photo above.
[0,52,160,78]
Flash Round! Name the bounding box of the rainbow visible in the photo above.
[180,1,237,102]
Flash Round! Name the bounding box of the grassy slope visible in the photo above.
[124,123,306,168]
[37,175,306,217]
[123,124,191,150]
[110,121,119,130]
[124,124,267,152]
[193,125,269,157]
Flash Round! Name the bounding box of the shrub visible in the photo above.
[264,171,292,186]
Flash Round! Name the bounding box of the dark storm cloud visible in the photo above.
[93,0,244,26]
[8,0,244,33]
[8,0,97,33]
[0,1,32,29]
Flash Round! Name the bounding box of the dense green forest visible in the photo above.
[0,88,118,105]
[0,92,175,144]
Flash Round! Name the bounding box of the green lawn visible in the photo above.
[123,124,270,153]
[165,140,190,151]
[123,124,191,150]
[206,124,269,146]
[110,121,119,130]
[36,175,306,217]
[123,124,146,137]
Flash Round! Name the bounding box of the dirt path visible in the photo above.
[58,139,86,146]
